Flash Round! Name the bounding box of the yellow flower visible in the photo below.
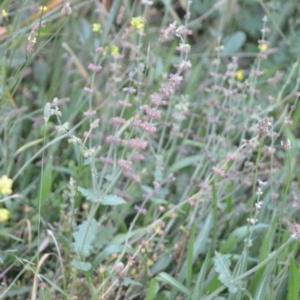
[2,9,8,18]
[130,16,144,33]
[258,44,268,52]
[235,69,244,81]
[92,23,102,32]
[147,259,154,266]
[39,6,47,12]
[110,45,119,56]
[0,175,13,195]
[0,208,9,222]
[103,45,119,56]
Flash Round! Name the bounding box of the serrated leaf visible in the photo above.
[78,187,98,202]
[72,219,98,256]
[101,194,125,205]
[214,251,237,293]
[71,259,92,271]
[94,226,116,249]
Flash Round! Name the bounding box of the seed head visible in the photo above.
[61,2,72,15]
[281,136,291,152]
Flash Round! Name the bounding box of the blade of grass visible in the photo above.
[156,272,190,297]
[186,222,196,288]
[287,258,300,300]
[145,278,159,300]
[192,252,211,300]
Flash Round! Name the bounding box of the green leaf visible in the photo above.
[204,274,222,294]
[287,258,300,300]
[72,219,98,256]
[7,286,32,297]
[41,161,53,202]
[151,254,173,275]
[110,228,143,245]
[253,262,275,300]
[249,216,277,295]
[39,286,52,300]
[94,245,123,266]
[151,197,168,205]
[44,103,50,123]
[38,275,69,297]
[123,277,143,287]
[71,259,92,271]
[77,187,98,202]
[169,155,201,173]
[79,18,92,40]
[102,0,121,43]
[183,140,205,148]
[223,31,246,54]
[155,56,164,78]
[156,272,190,296]
[101,194,125,205]
[214,251,237,293]
[214,251,232,281]
[220,226,248,253]
[186,223,196,287]
[0,229,24,242]
[211,180,217,252]
[145,278,159,300]
[33,59,51,87]
[162,0,172,6]
[94,226,116,249]
[192,252,211,300]
[193,213,213,261]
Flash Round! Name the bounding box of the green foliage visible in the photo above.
[77,186,98,202]
[253,262,275,300]
[71,259,92,271]
[78,188,125,205]
[40,161,53,203]
[223,31,246,54]
[192,252,211,300]
[72,219,98,257]
[214,251,238,294]
[287,258,300,300]
[102,194,126,206]
[156,272,191,297]
[145,278,159,300]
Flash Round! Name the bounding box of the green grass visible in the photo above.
[1,0,300,299]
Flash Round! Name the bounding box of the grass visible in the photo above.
[1,0,300,299]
